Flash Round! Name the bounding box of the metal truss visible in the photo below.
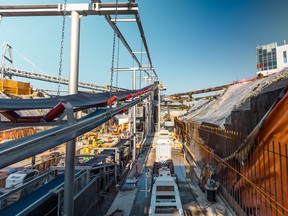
[0,66,126,92]
[0,1,157,80]
[1,43,13,79]
[0,3,138,16]
[0,4,158,214]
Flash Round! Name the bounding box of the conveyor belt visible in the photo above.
[0,139,129,216]
[0,109,106,152]
[0,84,154,111]
[0,174,65,215]
[0,97,143,169]
[0,140,130,215]
[80,139,129,166]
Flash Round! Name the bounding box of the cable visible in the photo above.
[109,0,119,118]
[57,0,67,96]
[109,0,119,97]
[13,48,44,73]
[115,37,120,89]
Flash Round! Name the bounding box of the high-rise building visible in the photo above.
[256,41,288,76]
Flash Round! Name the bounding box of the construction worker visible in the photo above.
[84,146,90,155]
[94,149,99,156]
[92,139,97,148]
[98,141,103,147]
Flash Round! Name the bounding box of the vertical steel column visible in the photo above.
[148,94,151,134]
[144,98,148,137]
[1,44,7,92]
[158,85,161,131]
[152,91,154,133]
[148,93,154,134]
[31,155,35,169]
[267,144,272,215]
[151,88,154,133]
[279,142,284,215]
[115,163,118,184]
[64,11,80,216]
[147,96,150,134]
[103,158,106,190]
[272,141,278,215]
[133,68,136,161]
[262,141,267,215]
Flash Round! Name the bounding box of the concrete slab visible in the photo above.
[106,189,137,216]
[106,136,155,216]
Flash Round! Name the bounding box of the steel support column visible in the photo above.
[133,68,136,161]
[64,10,80,216]
[158,85,161,131]
[151,93,153,133]
[145,98,149,136]
[147,94,151,136]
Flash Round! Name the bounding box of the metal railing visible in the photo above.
[0,163,117,215]
[0,170,56,208]
[55,164,117,215]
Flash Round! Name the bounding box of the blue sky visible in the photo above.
[0,0,287,95]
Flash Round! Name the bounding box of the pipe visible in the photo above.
[64,10,80,216]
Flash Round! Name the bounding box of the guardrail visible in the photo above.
[0,170,56,206]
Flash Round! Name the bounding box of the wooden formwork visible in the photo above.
[0,79,31,95]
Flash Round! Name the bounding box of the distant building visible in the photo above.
[256,41,288,76]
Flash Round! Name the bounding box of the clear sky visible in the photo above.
[0,0,287,95]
